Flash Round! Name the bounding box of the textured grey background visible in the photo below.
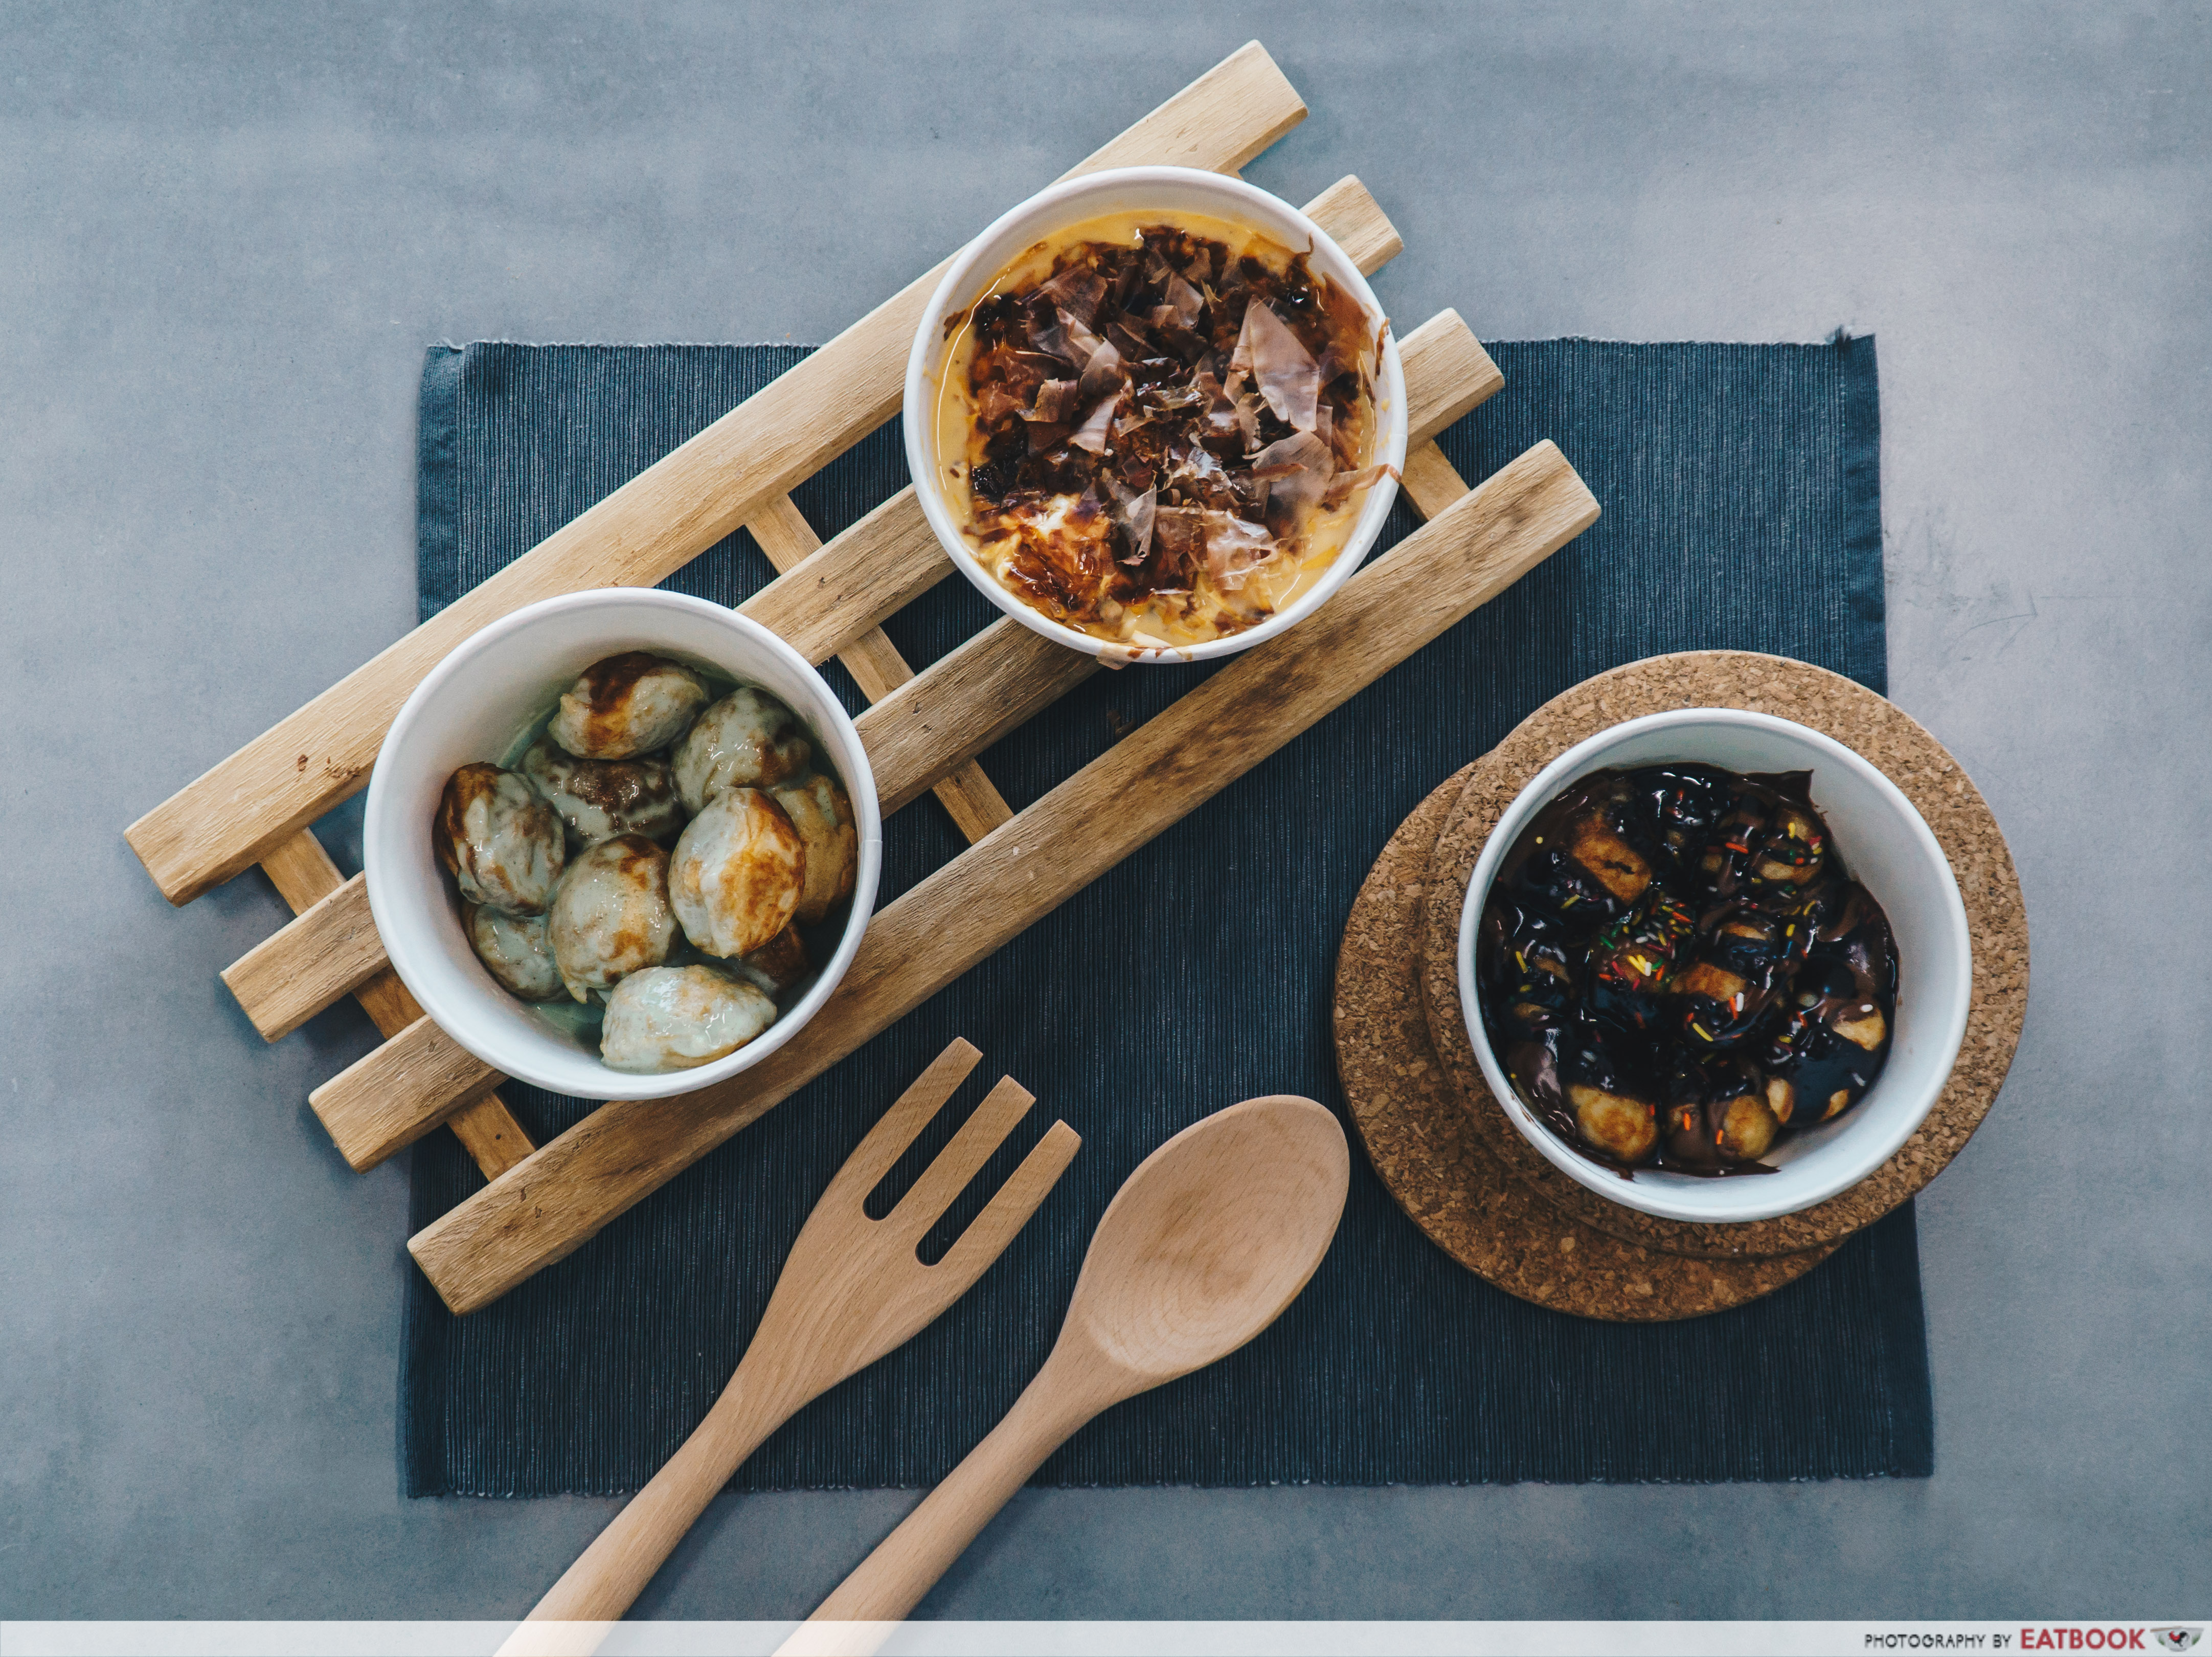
[3,0,2206,1625]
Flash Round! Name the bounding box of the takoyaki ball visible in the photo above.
[1481,896,1579,1035]
[1661,1059,1780,1167]
[1830,1003,1888,1051]
[772,774,857,924]
[1567,1082,1660,1163]
[672,687,810,813]
[547,833,676,1001]
[1564,812,1652,905]
[1501,1039,1567,1123]
[599,965,777,1074]
[1750,805,1827,889]
[1716,1087,1780,1161]
[737,924,810,996]
[670,788,807,959]
[436,762,565,915]
[1661,1090,1780,1167]
[547,653,710,760]
[520,736,685,849]
[465,903,563,1002]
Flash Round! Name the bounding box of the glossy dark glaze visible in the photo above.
[1477,765,1898,1177]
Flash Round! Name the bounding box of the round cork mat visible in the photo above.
[1413,651,2030,1262]
[1331,765,1834,1320]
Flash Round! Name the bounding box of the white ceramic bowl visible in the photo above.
[904,165,1409,664]
[364,588,883,1101]
[1454,708,1972,1223]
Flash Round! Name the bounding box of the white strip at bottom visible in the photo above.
[3,1621,2201,1656]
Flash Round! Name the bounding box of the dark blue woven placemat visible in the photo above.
[401,335,1927,1496]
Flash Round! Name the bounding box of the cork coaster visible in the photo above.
[1413,651,2030,1262]
[1331,765,1834,1320]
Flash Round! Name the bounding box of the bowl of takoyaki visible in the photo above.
[363,588,882,1100]
[1456,708,1972,1224]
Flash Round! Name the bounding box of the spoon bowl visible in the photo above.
[1065,1095,1352,1389]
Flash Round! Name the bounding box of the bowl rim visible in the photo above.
[363,586,883,1101]
[1452,706,1974,1223]
[901,163,1410,666]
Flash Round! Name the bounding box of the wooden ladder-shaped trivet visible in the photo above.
[125,42,1600,1315]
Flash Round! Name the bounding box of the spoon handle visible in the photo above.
[777,1373,1097,1654]
[498,1363,798,1655]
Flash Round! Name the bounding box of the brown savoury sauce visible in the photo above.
[1477,765,1899,1177]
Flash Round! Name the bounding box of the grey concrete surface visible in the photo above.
[3,0,2207,1627]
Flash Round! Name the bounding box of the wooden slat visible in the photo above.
[1402,314,1505,450]
[125,42,1307,907]
[445,1093,534,1178]
[249,828,534,1180]
[309,1013,501,1173]
[222,874,384,1041]
[211,178,1420,1047]
[258,827,353,913]
[409,437,1600,1315]
[738,489,951,669]
[744,494,1013,843]
[863,623,1098,819]
[747,497,924,703]
[1400,440,1476,520]
[1300,174,1403,273]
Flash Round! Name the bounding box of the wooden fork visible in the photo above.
[497,1038,1080,1656]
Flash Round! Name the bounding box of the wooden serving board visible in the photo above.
[173,42,1327,1182]
[126,41,1603,1318]
[412,442,1598,1316]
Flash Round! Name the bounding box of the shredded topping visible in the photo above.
[952,222,1391,645]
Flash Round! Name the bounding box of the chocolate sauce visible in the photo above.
[1477,766,1898,1178]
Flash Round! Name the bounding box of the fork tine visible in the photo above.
[931,1120,1083,1282]
[821,1038,984,1203]
[886,1074,1035,1232]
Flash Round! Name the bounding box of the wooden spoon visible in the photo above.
[777,1094,1350,1655]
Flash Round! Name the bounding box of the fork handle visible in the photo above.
[775,1369,1104,1654]
[498,1365,799,1655]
